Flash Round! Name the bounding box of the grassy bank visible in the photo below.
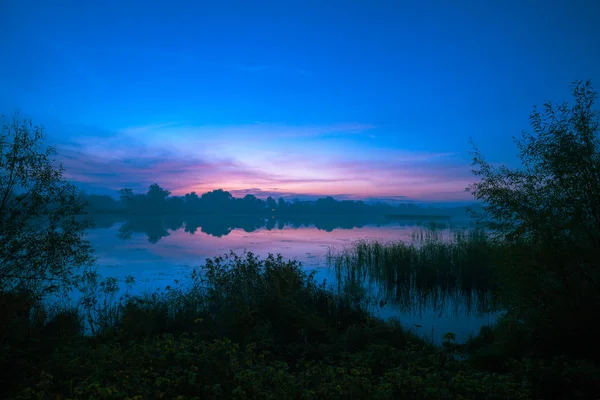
[1,250,533,399]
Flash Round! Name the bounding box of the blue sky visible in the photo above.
[1,0,599,203]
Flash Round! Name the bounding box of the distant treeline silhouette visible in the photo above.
[83,184,475,218]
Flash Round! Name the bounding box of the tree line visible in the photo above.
[82,185,467,217]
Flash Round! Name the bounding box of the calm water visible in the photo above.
[85,216,497,343]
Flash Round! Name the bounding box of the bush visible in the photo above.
[467,80,600,362]
[4,252,532,399]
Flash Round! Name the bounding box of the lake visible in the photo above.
[85,215,498,343]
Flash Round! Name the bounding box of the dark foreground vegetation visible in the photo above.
[2,80,600,399]
[327,226,600,399]
[0,252,535,399]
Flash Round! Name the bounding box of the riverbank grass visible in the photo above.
[1,250,530,399]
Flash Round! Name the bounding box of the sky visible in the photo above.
[1,0,599,204]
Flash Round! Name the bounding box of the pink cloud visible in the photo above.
[55,122,478,202]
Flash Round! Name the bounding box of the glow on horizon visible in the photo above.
[4,1,597,204]
[54,121,476,202]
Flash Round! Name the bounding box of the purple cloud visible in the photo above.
[53,120,477,202]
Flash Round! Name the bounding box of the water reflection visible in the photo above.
[88,214,456,242]
[87,216,435,281]
[84,215,492,343]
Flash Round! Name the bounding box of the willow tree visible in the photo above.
[467,80,600,360]
[0,113,95,298]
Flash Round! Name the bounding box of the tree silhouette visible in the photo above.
[265,196,277,212]
[146,183,171,212]
[119,188,136,209]
[103,187,464,218]
[201,189,233,213]
[242,194,265,214]
[277,197,287,213]
[0,113,94,297]
[467,79,600,361]
[184,191,200,213]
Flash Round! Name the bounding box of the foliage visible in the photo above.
[96,184,466,218]
[464,80,600,391]
[467,79,600,248]
[4,80,600,398]
[2,252,532,399]
[0,113,95,298]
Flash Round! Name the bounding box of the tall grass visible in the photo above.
[0,250,538,399]
[327,227,501,316]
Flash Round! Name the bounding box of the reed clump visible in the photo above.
[327,227,501,316]
[0,251,531,399]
